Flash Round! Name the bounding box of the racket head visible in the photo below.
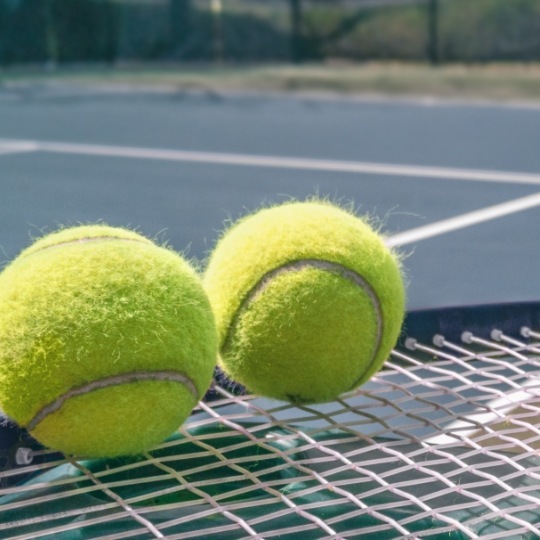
[1,302,539,539]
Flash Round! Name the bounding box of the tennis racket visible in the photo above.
[1,301,539,539]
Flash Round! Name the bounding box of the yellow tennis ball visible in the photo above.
[0,225,217,458]
[204,201,405,404]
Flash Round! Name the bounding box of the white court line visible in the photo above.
[0,141,39,156]
[1,137,540,186]
[2,137,539,247]
[387,191,540,247]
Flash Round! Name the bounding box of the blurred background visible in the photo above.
[1,0,540,66]
[1,0,540,311]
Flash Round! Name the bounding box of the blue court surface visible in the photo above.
[2,84,540,540]
[1,84,539,310]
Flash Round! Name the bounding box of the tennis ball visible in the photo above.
[204,201,405,404]
[0,225,217,458]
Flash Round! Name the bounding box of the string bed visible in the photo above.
[1,304,539,539]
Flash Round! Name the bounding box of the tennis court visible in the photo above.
[1,84,540,538]
[1,84,540,309]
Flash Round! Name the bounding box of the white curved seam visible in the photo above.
[224,259,383,388]
[24,236,153,258]
[27,370,198,431]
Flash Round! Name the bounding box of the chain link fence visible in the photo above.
[1,0,540,66]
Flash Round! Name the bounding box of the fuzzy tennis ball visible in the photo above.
[204,201,405,404]
[0,225,217,458]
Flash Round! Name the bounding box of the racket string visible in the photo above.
[196,399,344,538]
[205,383,533,538]
[69,459,166,539]
[2,316,540,538]
[200,391,438,537]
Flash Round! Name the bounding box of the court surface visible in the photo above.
[1,83,539,310]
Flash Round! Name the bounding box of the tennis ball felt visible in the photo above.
[204,201,405,404]
[0,225,217,458]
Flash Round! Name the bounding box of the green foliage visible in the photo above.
[0,0,539,65]
[0,0,118,64]
[439,0,540,62]
[220,11,290,61]
[115,3,290,62]
[303,0,540,62]
[52,0,118,62]
[303,5,427,61]
[0,0,50,64]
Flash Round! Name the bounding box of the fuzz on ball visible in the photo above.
[0,225,217,458]
[204,201,405,404]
